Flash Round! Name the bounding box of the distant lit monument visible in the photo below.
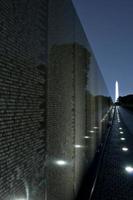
[115,81,119,102]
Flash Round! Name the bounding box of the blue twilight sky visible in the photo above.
[73,0,133,100]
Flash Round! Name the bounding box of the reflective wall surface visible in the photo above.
[47,0,112,200]
[0,0,48,199]
[0,0,112,200]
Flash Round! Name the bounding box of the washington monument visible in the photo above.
[115,81,119,102]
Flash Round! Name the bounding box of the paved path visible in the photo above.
[92,106,133,200]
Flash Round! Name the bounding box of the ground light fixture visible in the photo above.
[125,166,133,174]
[122,147,128,151]
[84,136,90,139]
[55,160,68,166]
[75,145,82,148]
[120,138,125,141]
[89,130,95,133]
[93,127,99,130]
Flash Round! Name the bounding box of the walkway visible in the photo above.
[91,106,133,200]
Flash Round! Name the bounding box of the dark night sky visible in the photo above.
[73,0,133,100]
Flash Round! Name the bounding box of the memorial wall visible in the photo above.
[0,0,48,199]
[0,0,112,200]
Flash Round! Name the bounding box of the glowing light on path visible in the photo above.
[55,160,68,166]
[122,147,128,151]
[120,138,125,141]
[125,166,133,173]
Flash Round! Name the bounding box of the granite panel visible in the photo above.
[0,0,48,199]
[47,1,112,200]
[0,0,111,200]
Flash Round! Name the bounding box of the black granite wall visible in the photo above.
[47,1,112,200]
[0,0,112,200]
[0,0,48,199]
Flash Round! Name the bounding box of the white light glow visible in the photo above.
[125,166,133,173]
[120,131,124,134]
[93,127,99,129]
[55,160,67,166]
[89,130,95,133]
[115,81,119,102]
[122,147,128,151]
[75,145,82,148]
[14,199,26,200]
[84,136,90,139]
[119,127,122,130]
[120,138,125,141]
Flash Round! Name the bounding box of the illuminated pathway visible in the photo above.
[90,106,133,200]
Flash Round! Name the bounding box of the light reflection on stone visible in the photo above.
[125,166,133,173]
[75,145,81,148]
[89,130,95,133]
[55,160,68,166]
[120,138,125,141]
[15,199,26,200]
[122,147,128,151]
[47,0,113,198]
[93,127,99,130]
[13,198,27,200]
[84,136,91,139]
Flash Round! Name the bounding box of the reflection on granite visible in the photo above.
[47,43,90,200]
[0,0,112,200]
[47,0,112,199]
